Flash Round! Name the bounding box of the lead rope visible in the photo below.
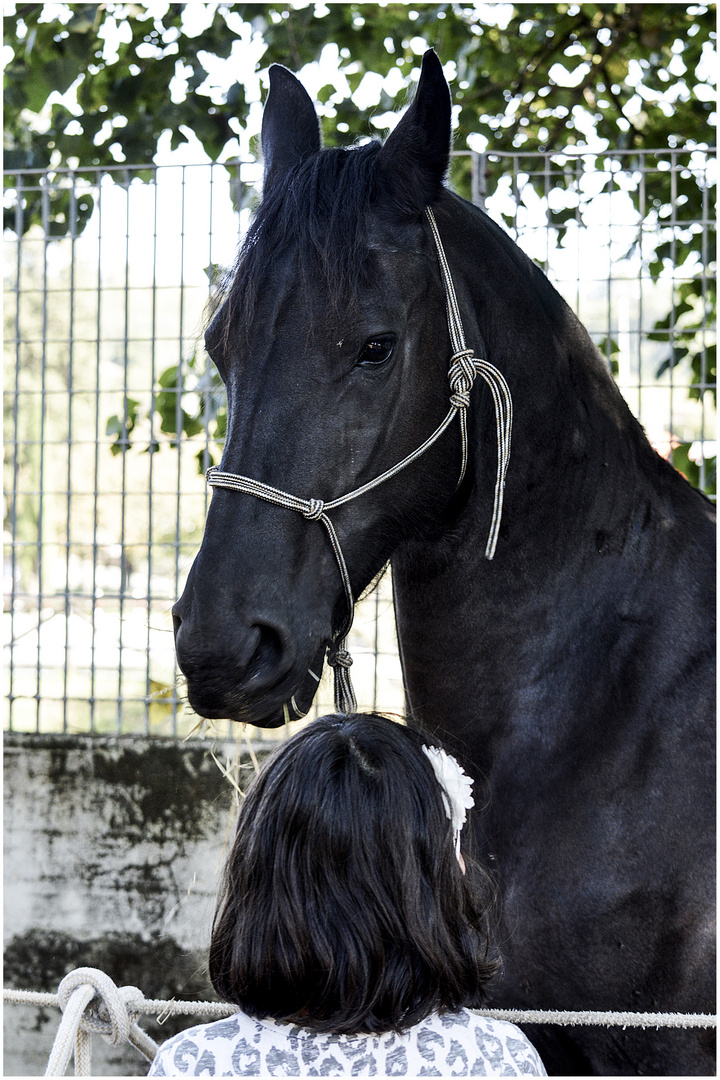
[206,207,513,715]
[424,207,513,554]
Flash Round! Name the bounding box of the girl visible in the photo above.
[149,713,545,1076]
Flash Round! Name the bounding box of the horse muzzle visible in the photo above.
[172,591,328,727]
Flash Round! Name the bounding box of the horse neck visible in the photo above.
[442,194,656,567]
[391,197,680,732]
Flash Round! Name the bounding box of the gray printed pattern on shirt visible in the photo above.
[148,1009,546,1077]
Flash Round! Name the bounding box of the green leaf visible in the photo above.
[225,81,246,112]
[44,54,85,96]
[597,336,621,378]
[195,446,216,473]
[105,398,141,454]
[317,83,335,105]
[66,5,102,34]
[670,442,713,495]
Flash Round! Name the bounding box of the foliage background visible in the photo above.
[6,2,715,459]
[6,3,716,170]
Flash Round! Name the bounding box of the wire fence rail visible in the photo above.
[3,148,716,738]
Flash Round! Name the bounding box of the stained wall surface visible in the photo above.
[3,733,254,1076]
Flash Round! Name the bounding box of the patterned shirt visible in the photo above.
[148,1007,547,1076]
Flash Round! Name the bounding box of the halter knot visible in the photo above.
[303,499,325,521]
[448,351,478,411]
[328,647,353,670]
[449,388,472,410]
[450,349,477,380]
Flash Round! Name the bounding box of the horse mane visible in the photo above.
[216,143,381,346]
[214,140,436,349]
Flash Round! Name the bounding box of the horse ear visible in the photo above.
[261,64,322,182]
[379,50,452,208]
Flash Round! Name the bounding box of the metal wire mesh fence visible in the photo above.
[3,149,716,738]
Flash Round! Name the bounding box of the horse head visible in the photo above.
[173,51,469,726]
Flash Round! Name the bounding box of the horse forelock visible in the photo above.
[212,141,432,352]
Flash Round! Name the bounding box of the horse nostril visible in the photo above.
[173,605,298,721]
[248,622,286,682]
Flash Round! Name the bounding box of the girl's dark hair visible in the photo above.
[209,713,499,1034]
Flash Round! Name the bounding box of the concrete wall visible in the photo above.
[4,733,263,1077]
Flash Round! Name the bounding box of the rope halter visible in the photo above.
[206,207,513,716]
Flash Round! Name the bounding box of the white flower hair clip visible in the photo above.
[422,744,475,860]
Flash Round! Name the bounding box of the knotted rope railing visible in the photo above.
[206,206,512,715]
[4,968,715,1077]
[13,967,160,1076]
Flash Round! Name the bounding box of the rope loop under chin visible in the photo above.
[328,646,353,670]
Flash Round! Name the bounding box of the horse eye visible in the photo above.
[357,336,396,367]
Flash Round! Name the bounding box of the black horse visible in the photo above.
[173,52,716,1075]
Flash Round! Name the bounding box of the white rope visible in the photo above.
[426,206,513,556]
[206,207,513,712]
[22,968,160,1077]
[5,978,715,1050]
[476,1008,716,1030]
[43,981,95,1077]
[4,986,238,1018]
